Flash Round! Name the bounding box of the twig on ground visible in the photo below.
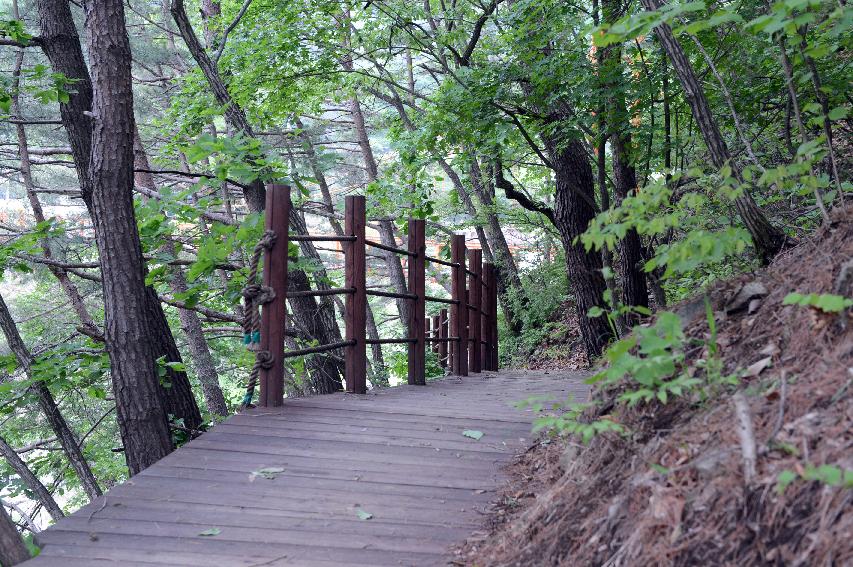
[732,392,757,483]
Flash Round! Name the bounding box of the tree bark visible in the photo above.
[170,0,346,394]
[37,0,203,441]
[0,434,63,522]
[601,0,650,318]
[642,0,787,263]
[543,136,614,357]
[469,158,526,335]
[86,0,175,474]
[287,210,345,394]
[348,93,412,327]
[11,39,102,341]
[295,119,386,375]
[0,503,30,566]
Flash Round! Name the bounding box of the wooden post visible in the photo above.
[450,234,468,376]
[481,262,492,370]
[438,308,448,368]
[431,314,440,353]
[468,249,482,373]
[489,264,499,370]
[258,184,289,407]
[408,218,426,385]
[345,196,367,393]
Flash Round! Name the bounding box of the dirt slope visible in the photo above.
[457,206,853,566]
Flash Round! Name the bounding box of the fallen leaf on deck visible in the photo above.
[250,466,285,481]
[463,430,484,440]
[199,528,221,536]
[355,508,373,520]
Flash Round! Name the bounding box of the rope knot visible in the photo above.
[258,230,277,250]
[242,283,262,300]
[254,350,274,370]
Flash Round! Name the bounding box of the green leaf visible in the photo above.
[462,430,484,440]
[783,292,853,312]
[776,470,798,494]
[198,528,221,536]
[355,508,373,520]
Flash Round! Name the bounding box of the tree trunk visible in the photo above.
[0,435,63,522]
[642,0,787,262]
[469,158,526,335]
[347,94,412,326]
[543,135,614,358]
[10,23,101,340]
[0,503,30,566]
[86,0,175,474]
[133,136,228,417]
[295,120,386,376]
[171,0,346,394]
[600,1,650,318]
[287,210,345,394]
[37,0,203,441]
[0,294,103,500]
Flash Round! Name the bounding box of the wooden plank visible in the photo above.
[408,218,426,385]
[34,531,444,567]
[345,195,367,393]
[22,371,590,567]
[489,263,499,370]
[450,234,468,376]
[467,248,482,373]
[259,183,290,407]
[438,309,448,366]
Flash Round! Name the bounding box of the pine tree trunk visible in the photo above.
[602,0,650,318]
[0,294,102,499]
[85,0,175,473]
[348,94,412,327]
[37,0,202,443]
[296,120,386,375]
[469,158,527,335]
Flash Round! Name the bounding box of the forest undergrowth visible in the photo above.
[457,205,852,566]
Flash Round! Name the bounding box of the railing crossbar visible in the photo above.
[287,287,355,298]
[424,255,459,268]
[366,338,417,345]
[424,295,459,305]
[256,185,500,406]
[365,239,416,258]
[290,234,357,242]
[366,289,418,301]
[282,340,355,359]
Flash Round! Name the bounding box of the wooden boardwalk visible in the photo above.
[25,370,589,566]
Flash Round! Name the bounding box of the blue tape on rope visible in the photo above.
[242,392,253,406]
[252,330,261,344]
[243,333,251,345]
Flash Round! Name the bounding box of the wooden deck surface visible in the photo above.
[25,369,589,566]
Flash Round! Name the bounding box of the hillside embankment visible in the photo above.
[458,206,852,566]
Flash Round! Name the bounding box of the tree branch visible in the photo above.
[494,161,556,226]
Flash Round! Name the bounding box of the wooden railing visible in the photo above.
[256,184,499,407]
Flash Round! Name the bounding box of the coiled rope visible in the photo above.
[239,230,277,409]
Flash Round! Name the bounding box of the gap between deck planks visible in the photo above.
[23,369,590,567]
